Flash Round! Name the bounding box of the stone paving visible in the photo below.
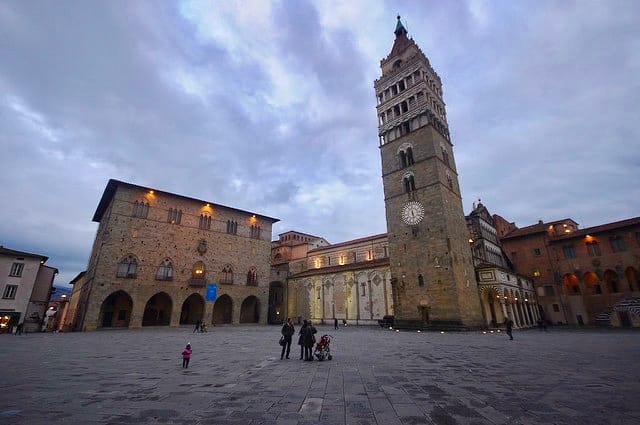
[1,325,640,425]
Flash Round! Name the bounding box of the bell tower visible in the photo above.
[374,17,484,328]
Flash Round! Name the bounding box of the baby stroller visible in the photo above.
[314,334,333,361]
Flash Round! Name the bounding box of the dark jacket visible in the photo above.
[303,325,317,347]
[281,322,295,339]
[298,324,307,346]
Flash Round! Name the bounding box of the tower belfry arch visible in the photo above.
[374,16,484,328]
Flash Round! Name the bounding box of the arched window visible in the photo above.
[226,220,237,234]
[406,147,414,165]
[116,255,138,278]
[132,201,149,218]
[192,261,206,279]
[403,175,416,193]
[155,259,173,281]
[586,241,601,256]
[250,225,261,239]
[167,208,182,224]
[199,214,212,230]
[446,173,453,189]
[221,265,233,284]
[441,146,450,166]
[246,267,257,286]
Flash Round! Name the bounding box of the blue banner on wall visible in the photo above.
[206,283,217,301]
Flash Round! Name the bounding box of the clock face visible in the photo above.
[401,201,425,225]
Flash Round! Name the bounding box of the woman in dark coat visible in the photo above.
[303,320,317,361]
[298,320,308,360]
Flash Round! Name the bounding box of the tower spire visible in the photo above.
[394,15,407,37]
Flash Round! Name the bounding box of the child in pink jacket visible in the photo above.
[182,343,192,368]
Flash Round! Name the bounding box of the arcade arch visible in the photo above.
[268,281,285,324]
[180,293,205,325]
[99,290,133,328]
[212,294,233,324]
[142,292,172,326]
[562,273,581,295]
[240,296,260,323]
[583,272,601,295]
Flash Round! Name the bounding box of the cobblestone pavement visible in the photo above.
[1,325,639,424]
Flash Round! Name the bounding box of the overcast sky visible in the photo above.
[1,0,639,287]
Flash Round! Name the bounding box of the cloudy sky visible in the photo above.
[1,0,639,287]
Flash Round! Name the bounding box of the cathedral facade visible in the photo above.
[270,232,393,326]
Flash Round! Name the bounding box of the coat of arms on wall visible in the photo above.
[197,239,207,255]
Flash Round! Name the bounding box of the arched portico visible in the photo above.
[212,294,233,324]
[240,295,260,323]
[180,293,205,325]
[142,292,172,326]
[268,281,285,324]
[563,274,581,295]
[99,290,133,328]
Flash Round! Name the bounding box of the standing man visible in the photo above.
[334,317,338,330]
[280,318,295,360]
[505,317,514,340]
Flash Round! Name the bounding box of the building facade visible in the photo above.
[0,246,58,333]
[497,215,640,327]
[271,232,393,325]
[466,202,541,328]
[375,17,484,327]
[71,179,278,331]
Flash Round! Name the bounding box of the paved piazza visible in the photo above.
[1,325,639,425]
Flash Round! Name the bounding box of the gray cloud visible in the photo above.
[1,0,638,286]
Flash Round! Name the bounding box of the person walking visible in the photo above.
[505,317,514,340]
[181,343,192,368]
[334,317,338,330]
[193,320,201,333]
[298,320,308,360]
[280,318,295,360]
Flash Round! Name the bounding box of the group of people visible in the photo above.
[193,320,208,333]
[279,318,317,361]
